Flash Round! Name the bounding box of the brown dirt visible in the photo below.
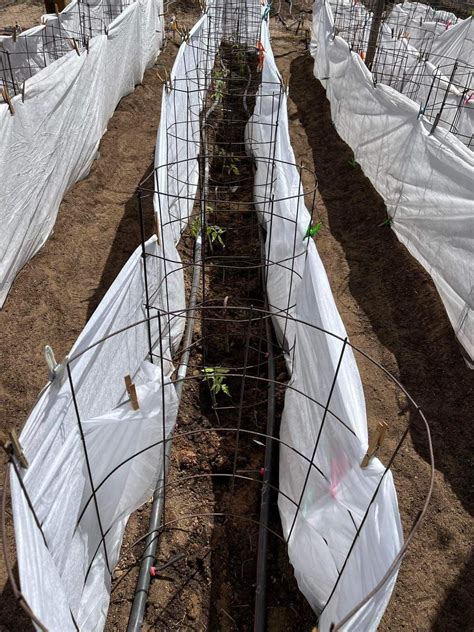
[0,0,44,32]
[106,40,316,631]
[269,22,473,632]
[1,3,473,632]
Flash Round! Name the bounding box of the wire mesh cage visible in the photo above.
[0,0,148,101]
[2,2,435,631]
[328,0,473,147]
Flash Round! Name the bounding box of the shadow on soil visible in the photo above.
[0,562,35,631]
[432,549,474,631]
[86,160,155,320]
[288,52,473,630]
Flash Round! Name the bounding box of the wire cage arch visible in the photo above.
[2,4,436,631]
[3,301,434,631]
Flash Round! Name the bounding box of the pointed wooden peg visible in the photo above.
[68,38,80,55]
[2,85,15,115]
[154,214,161,245]
[124,375,140,411]
[9,429,28,468]
[361,421,388,468]
[1,429,29,468]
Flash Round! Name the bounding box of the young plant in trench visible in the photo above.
[190,215,226,251]
[379,216,393,228]
[218,148,241,177]
[235,49,247,76]
[212,78,225,103]
[211,66,228,103]
[201,367,231,407]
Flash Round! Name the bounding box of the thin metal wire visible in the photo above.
[329,0,473,147]
[2,5,437,629]
[1,0,141,100]
[286,337,348,544]
[66,364,112,579]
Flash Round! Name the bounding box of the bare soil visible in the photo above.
[106,40,316,631]
[269,23,473,632]
[1,2,473,632]
[0,0,44,32]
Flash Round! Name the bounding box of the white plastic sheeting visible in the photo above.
[153,3,221,243]
[312,0,474,361]
[329,0,473,144]
[247,14,403,631]
[384,1,459,50]
[279,246,402,631]
[10,237,180,631]
[0,0,142,88]
[11,2,405,630]
[9,3,257,630]
[333,0,459,54]
[430,15,474,67]
[0,0,164,307]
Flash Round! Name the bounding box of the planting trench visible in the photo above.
[0,2,472,631]
[106,40,316,631]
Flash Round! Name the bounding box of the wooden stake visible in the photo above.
[157,68,172,92]
[1,86,15,115]
[124,375,140,411]
[1,429,29,468]
[361,421,388,468]
[68,38,80,56]
[365,0,386,71]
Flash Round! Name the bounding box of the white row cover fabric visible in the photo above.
[11,3,404,630]
[0,0,164,307]
[329,0,473,145]
[0,0,139,88]
[384,1,459,51]
[154,5,222,243]
[11,237,180,631]
[247,13,403,631]
[312,0,474,361]
[154,0,262,242]
[332,0,459,55]
[279,244,402,631]
[430,14,474,67]
[9,3,258,629]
